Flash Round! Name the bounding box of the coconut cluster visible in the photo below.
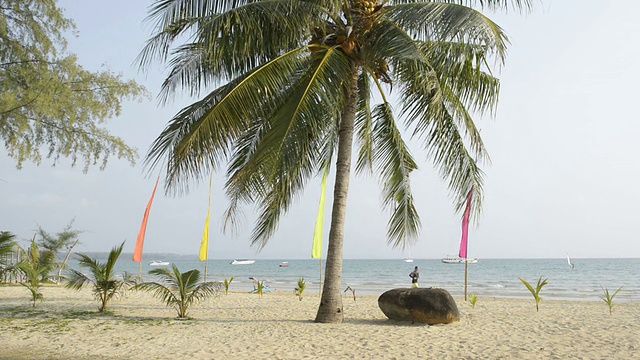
[351,0,380,15]
[308,1,384,56]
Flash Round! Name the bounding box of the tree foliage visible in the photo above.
[35,219,82,283]
[134,264,222,318]
[65,241,128,313]
[0,0,148,171]
[14,241,55,306]
[0,230,16,259]
[140,0,530,323]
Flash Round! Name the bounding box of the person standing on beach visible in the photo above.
[409,266,419,288]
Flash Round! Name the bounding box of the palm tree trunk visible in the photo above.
[314,67,359,323]
[57,240,79,283]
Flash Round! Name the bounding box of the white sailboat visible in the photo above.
[149,260,170,266]
[403,258,414,263]
[403,250,414,263]
[567,254,575,269]
[230,259,255,265]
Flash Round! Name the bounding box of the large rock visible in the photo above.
[378,288,460,324]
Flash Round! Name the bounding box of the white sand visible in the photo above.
[1,284,638,359]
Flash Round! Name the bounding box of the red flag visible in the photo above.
[458,188,474,259]
[133,177,160,263]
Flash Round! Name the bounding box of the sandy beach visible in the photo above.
[1,284,638,359]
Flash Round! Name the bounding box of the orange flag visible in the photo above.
[133,176,160,263]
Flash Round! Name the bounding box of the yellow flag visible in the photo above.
[312,167,329,259]
[199,174,213,261]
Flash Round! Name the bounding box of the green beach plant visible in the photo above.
[469,294,478,309]
[600,286,622,315]
[519,277,548,312]
[295,278,307,301]
[14,241,55,306]
[0,231,17,278]
[0,231,16,258]
[65,242,128,313]
[256,280,265,298]
[134,264,222,319]
[36,220,83,283]
[223,276,234,295]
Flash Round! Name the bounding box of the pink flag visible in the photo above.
[458,188,474,259]
[133,177,160,263]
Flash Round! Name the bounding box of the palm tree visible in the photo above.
[13,241,55,307]
[0,231,16,275]
[134,264,222,319]
[65,242,127,313]
[36,220,83,283]
[139,0,530,323]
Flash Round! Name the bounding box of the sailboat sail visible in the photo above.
[567,254,575,269]
[458,188,474,259]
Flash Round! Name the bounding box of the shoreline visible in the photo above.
[2,284,638,359]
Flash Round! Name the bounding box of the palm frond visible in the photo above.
[419,41,501,116]
[393,49,485,214]
[370,103,420,248]
[146,47,321,194]
[361,18,425,66]
[141,0,335,100]
[387,2,510,63]
[355,72,374,173]
[65,268,93,290]
[221,47,351,247]
[389,0,532,11]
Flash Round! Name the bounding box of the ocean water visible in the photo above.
[71,255,640,302]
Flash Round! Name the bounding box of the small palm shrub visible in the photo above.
[223,276,234,295]
[295,278,307,301]
[14,241,55,307]
[135,264,222,319]
[468,294,478,309]
[519,277,548,312]
[66,242,128,313]
[600,286,622,315]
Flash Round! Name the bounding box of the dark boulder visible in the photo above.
[378,288,460,324]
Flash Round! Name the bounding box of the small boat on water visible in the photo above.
[441,256,478,264]
[279,262,289,268]
[149,260,170,266]
[230,259,255,265]
[403,258,414,263]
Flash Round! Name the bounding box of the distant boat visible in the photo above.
[403,250,413,263]
[441,256,478,264]
[567,254,575,269]
[279,262,289,268]
[230,259,255,265]
[149,260,170,266]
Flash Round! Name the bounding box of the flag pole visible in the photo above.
[464,260,469,301]
[319,258,323,295]
[460,187,474,302]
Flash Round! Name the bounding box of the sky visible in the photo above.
[1,1,639,260]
